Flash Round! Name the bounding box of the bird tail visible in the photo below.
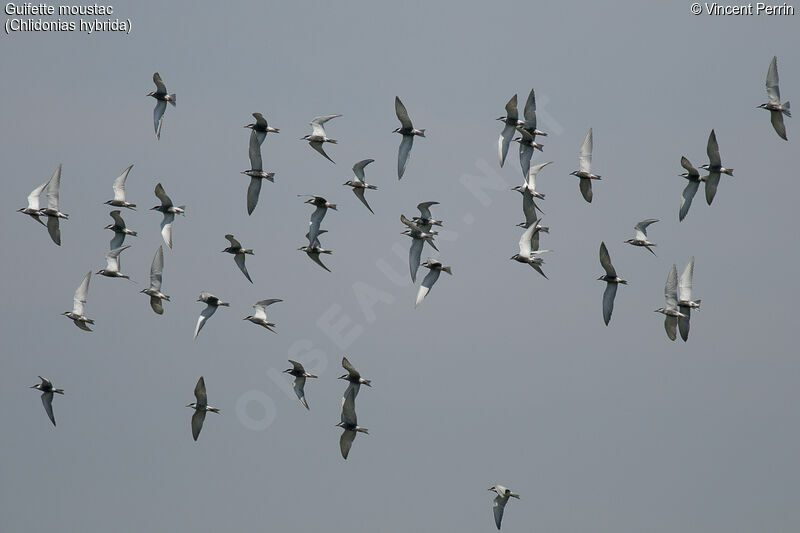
[363,379,372,387]
[357,427,369,434]
[178,206,186,215]
[328,204,338,211]
[538,226,550,233]
[441,266,452,275]
[168,94,177,106]
[219,302,230,307]
[327,139,338,144]
[417,129,426,138]
[694,299,701,308]
[534,143,544,152]
[510,493,520,499]
[244,249,254,255]
[130,230,138,236]
[208,407,220,413]
[86,318,95,324]
[784,101,791,117]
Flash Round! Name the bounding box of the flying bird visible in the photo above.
[299,230,333,272]
[150,183,185,249]
[510,222,549,279]
[96,245,133,280]
[243,298,282,332]
[186,376,219,441]
[245,112,279,143]
[598,241,627,326]
[758,56,790,140]
[489,485,520,530]
[222,234,254,283]
[344,159,377,213]
[401,214,439,282]
[337,386,368,459]
[413,201,442,227]
[40,164,67,246]
[62,271,94,331]
[415,259,452,308]
[394,96,426,179]
[148,72,176,140]
[283,360,317,410]
[677,256,701,342]
[105,210,137,250]
[512,185,545,229]
[300,195,337,248]
[17,178,49,227]
[140,246,170,315]
[302,114,341,163]
[30,376,64,427]
[655,264,686,341]
[339,356,372,400]
[104,164,136,209]
[513,127,544,179]
[521,88,548,138]
[678,156,702,222]
[570,128,601,203]
[625,218,659,255]
[194,292,229,340]
[700,129,733,205]
[496,93,520,167]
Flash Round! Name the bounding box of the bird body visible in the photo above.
[337,386,368,459]
[140,246,170,314]
[678,156,702,221]
[510,222,549,279]
[625,218,659,255]
[758,56,790,140]
[96,244,133,280]
[148,72,176,140]
[283,360,317,410]
[222,234,254,283]
[186,376,219,441]
[415,259,452,307]
[105,164,136,209]
[598,242,627,325]
[489,484,520,530]
[677,256,701,342]
[655,264,687,341]
[344,159,377,213]
[150,183,184,249]
[30,376,64,426]
[194,292,229,340]
[394,96,425,179]
[302,114,341,163]
[105,210,137,249]
[570,128,601,203]
[62,271,94,331]
[339,356,371,400]
[244,298,282,332]
[700,129,733,205]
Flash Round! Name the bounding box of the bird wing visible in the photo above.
[194,304,218,340]
[680,156,699,177]
[394,96,413,130]
[526,161,552,190]
[108,229,124,251]
[520,189,538,227]
[150,246,164,290]
[498,123,516,168]
[416,201,439,220]
[678,308,691,342]
[194,376,208,404]
[160,212,175,249]
[706,129,721,167]
[225,234,242,249]
[341,356,360,378]
[309,141,335,163]
[73,271,91,315]
[518,224,536,257]
[45,164,62,211]
[397,134,414,179]
[153,100,166,139]
[246,177,262,216]
[293,375,309,409]
[352,158,374,181]
[664,315,678,341]
[149,296,164,315]
[766,55,781,104]
[27,180,49,210]
[665,264,678,309]
[340,387,358,425]
[152,72,167,94]
[41,391,56,426]
[154,183,172,206]
[415,268,442,308]
[252,112,268,130]
[339,428,356,459]
[704,172,720,205]
[109,210,126,228]
[493,495,508,530]
[679,180,699,221]
[409,237,423,283]
[248,129,263,170]
[47,216,61,246]
[106,245,130,272]
[310,114,341,137]
[352,187,374,214]
[522,88,537,131]
[599,242,617,277]
[679,256,694,301]
[770,110,788,140]
[234,253,253,283]
[112,164,133,202]
[578,128,593,173]
[634,218,658,240]
[288,359,305,373]
[307,250,331,272]
[579,177,593,203]
[504,93,518,121]
[308,206,327,246]
[191,409,206,441]
[400,214,423,232]
[602,282,618,326]
[518,142,533,179]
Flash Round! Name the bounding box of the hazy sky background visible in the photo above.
[2,1,799,531]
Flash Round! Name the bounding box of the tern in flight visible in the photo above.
[186,376,219,441]
[678,156,702,222]
[150,183,185,249]
[415,259,452,308]
[243,299,282,332]
[302,114,341,163]
[677,256,701,342]
[625,219,659,255]
[394,96,426,179]
[344,159,378,214]
[222,234,254,283]
[655,264,686,341]
[569,128,601,203]
[30,376,64,427]
[62,271,94,331]
[148,72,176,140]
[758,56,790,140]
[194,292,229,340]
[597,241,627,326]
[141,246,170,315]
[104,164,136,209]
[283,360,317,410]
[700,129,733,205]
[488,485,520,530]
[337,386,368,459]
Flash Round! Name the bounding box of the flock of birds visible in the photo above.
[18,57,790,529]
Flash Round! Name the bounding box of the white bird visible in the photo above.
[243,298,282,332]
[337,386,368,459]
[513,127,544,179]
[496,94,520,168]
[186,376,219,441]
[415,259,452,308]
[299,229,333,272]
[30,376,64,427]
[598,241,627,326]
[678,156,702,222]
[140,246,170,315]
[625,218,659,255]
[222,234,254,283]
[194,292,229,340]
[700,129,733,205]
[17,178,49,226]
[40,164,67,246]
[655,264,686,341]
[242,113,277,215]
[677,256,701,342]
[62,271,94,332]
[240,168,275,216]
[401,214,439,282]
[302,114,341,163]
[338,356,372,400]
[283,360,317,410]
[510,222,549,279]
[344,159,378,214]
[300,195,337,248]
[521,88,548,138]
[97,245,133,280]
[104,164,136,209]
[488,485,520,530]
[570,128,601,203]
[522,160,552,198]
[150,183,185,249]
[148,72,176,140]
[394,96,426,179]
[105,210,137,250]
[758,56,790,140]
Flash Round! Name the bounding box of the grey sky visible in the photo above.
[2,1,799,531]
